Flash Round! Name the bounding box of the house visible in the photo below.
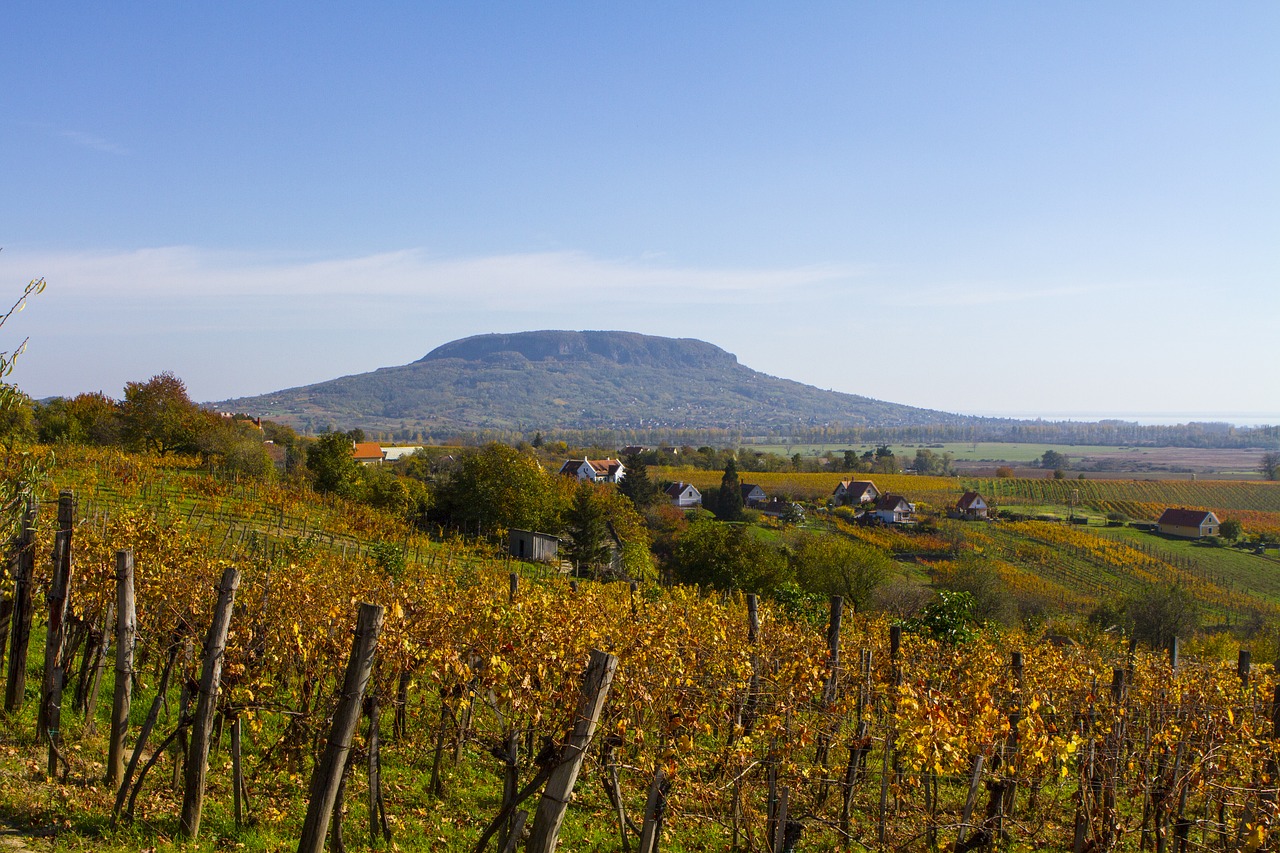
[833,480,879,506]
[761,497,804,520]
[509,529,562,563]
[352,442,386,465]
[558,457,626,483]
[954,491,990,519]
[665,482,702,508]
[741,483,767,508]
[873,493,916,524]
[1157,508,1220,539]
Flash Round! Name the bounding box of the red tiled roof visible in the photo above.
[957,491,985,510]
[352,442,385,461]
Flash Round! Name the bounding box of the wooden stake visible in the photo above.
[106,550,136,788]
[297,603,384,853]
[526,649,619,853]
[4,496,36,714]
[179,565,242,838]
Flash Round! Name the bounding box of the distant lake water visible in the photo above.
[964,412,1280,428]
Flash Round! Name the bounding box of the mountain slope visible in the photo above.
[216,330,972,435]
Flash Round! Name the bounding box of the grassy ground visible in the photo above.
[1096,525,1280,607]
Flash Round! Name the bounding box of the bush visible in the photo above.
[1125,583,1200,650]
[907,590,979,645]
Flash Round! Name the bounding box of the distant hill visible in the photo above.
[215,330,976,436]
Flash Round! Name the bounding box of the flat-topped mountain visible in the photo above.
[216,330,974,435]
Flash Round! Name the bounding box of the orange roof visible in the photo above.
[352,442,385,461]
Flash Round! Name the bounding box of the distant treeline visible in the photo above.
[367,419,1280,451]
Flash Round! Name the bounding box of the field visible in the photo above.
[1,450,1280,851]
[751,441,1272,477]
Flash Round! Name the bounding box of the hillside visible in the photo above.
[215,330,975,435]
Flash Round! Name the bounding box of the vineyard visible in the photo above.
[0,454,1278,851]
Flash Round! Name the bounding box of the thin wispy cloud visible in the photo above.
[13,246,865,308]
[56,129,129,156]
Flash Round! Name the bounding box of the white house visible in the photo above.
[664,481,702,508]
[833,480,879,506]
[558,457,626,483]
[740,483,767,508]
[873,494,916,524]
[955,491,989,519]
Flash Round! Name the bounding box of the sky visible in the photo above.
[3,3,1277,424]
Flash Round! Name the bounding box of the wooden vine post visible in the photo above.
[526,648,619,853]
[106,550,136,787]
[3,496,36,714]
[297,602,385,853]
[179,565,242,838]
[39,492,76,762]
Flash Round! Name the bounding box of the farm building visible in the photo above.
[1156,508,1220,539]
[509,529,563,563]
[381,445,424,462]
[665,481,702,508]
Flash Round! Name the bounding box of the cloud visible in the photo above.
[8,246,866,309]
[56,129,129,156]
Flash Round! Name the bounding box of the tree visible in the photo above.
[1219,518,1242,541]
[910,448,955,476]
[716,458,745,521]
[789,533,892,612]
[672,519,790,592]
[120,372,203,455]
[617,452,662,509]
[1125,583,1200,651]
[432,442,566,534]
[566,483,613,577]
[872,446,898,474]
[364,465,431,521]
[1261,452,1280,481]
[1039,450,1069,470]
[306,431,364,499]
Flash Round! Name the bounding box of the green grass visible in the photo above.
[1096,525,1280,606]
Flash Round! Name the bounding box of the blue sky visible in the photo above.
[3,3,1277,422]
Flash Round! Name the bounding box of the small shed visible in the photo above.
[509,529,562,563]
